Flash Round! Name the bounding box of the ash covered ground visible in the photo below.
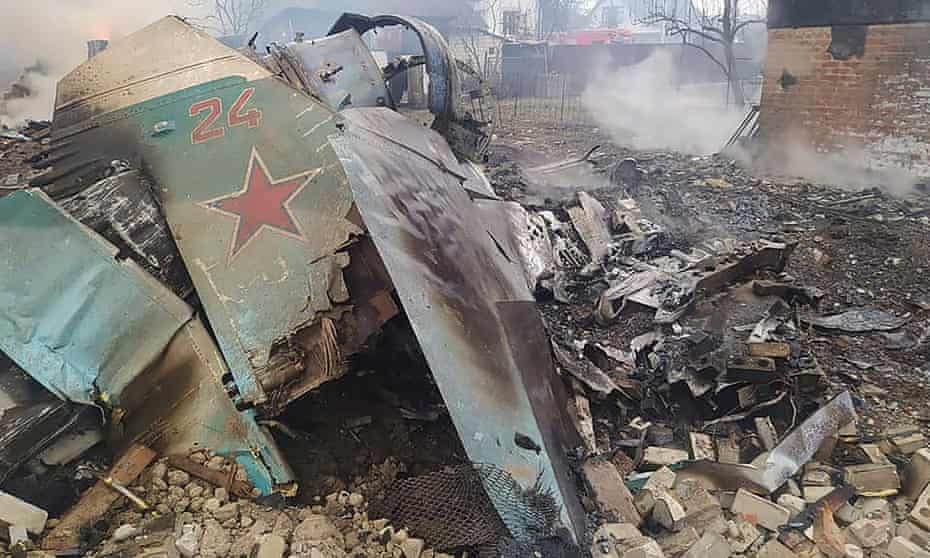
[489,117,930,435]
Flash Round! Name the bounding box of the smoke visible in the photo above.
[0,0,201,125]
[0,70,58,127]
[728,140,920,197]
[582,50,745,156]
[296,0,479,18]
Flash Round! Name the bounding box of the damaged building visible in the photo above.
[760,0,930,177]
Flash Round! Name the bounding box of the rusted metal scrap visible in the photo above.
[0,13,584,543]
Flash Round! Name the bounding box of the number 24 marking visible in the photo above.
[189,87,263,145]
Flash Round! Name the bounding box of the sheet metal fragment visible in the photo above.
[330,107,584,540]
[681,392,856,494]
[0,189,191,405]
[0,189,293,491]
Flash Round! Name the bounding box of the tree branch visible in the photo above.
[683,41,730,79]
[676,26,726,45]
[732,18,766,35]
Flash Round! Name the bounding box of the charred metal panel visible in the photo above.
[116,318,294,493]
[58,170,194,299]
[768,0,930,28]
[137,75,359,407]
[40,17,272,200]
[0,354,87,483]
[54,17,269,130]
[0,189,192,405]
[279,29,390,110]
[0,189,293,491]
[330,107,584,541]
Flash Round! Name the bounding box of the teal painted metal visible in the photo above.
[0,189,191,405]
[0,189,293,492]
[136,74,358,407]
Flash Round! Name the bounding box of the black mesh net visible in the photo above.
[370,463,581,557]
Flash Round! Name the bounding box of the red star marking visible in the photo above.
[199,147,321,262]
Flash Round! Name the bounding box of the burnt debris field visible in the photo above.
[1,1,930,558]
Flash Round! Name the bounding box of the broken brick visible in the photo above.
[905,449,930,500]
[846,518,892,548]
[887,535,930,558]
[910,484,930,531]
[844,463,901,495]
[681,532,729,558]
[731,489,790,531]
[756,538,795,558]
[642,447,689,470]
[689,432,715,461]
[583,458,643,526]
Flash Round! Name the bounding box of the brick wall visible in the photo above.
[759,22,930,177]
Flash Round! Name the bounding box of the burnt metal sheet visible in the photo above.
[116,318,295,493]
[0,354,88,483]
[330,107,584,541]
[58,170,194,299]
[0,189,293,491]
[0,189,192,405]
[329,14,461,124]
[280,29,389,111]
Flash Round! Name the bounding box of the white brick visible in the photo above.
[731,489,790,531]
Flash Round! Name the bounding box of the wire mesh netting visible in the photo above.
[370,463,581,557]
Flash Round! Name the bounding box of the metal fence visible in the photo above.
[490,73,764,135]
[495,94,593,127]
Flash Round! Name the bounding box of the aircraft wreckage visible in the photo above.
[0,14,586,542]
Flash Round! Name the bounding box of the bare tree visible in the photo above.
[187,0,268,36]
[459,0,503,79]
[648,0,765,106]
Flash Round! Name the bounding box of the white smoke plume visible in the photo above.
[0,0,202,126]
[582,50,745,156]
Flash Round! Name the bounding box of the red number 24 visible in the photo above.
[189,88,262,145]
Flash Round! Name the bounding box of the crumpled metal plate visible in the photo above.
[0,189,192,405]
[0,189,293,492]
[330,107,584,540]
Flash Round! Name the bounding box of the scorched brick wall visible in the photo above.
[759,22,930,177]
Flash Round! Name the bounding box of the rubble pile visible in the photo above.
[2,449,449,558]
[0,119,47,183]
[87,452,447,558]
[585,431,930,558]
[482,116,930,557]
